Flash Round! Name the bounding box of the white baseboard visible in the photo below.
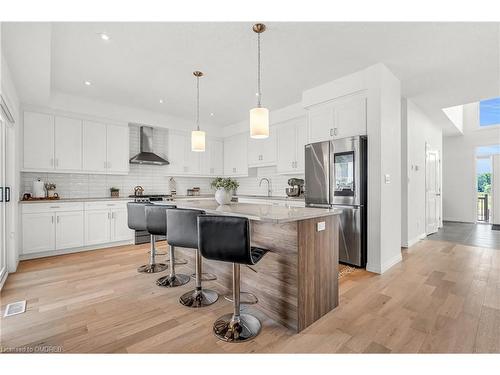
[0,271,8,291]
[19,240,134,261]
[366,252,403,274]
[402,232,427,248]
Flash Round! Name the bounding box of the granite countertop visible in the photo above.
[156,199,339,224]
[234,194,305,202]
[19,197,134,204]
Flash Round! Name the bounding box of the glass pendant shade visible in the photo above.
[249,107,269,139]
[191,129,206,152]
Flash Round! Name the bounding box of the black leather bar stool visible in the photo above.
[198,215,268,342]
[163,208,219,307]
[155,208,194,288]
[127,202,168,273]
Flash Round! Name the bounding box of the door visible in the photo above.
[184,136,201,175]
[335,205,363,267]
[111,208,134,241]
[85,209,111,245]
[333,96,367,138]
[308,104,334,144]
[304,141,331,207]
[276,123,296,173]
[83,121,107,172]
[210,139,224,176]
[55,211,84,250]
[23,111,55,170]
[224,133,248,176]
[55,116,83,171]
[22,212,56,254]
[106,125,129,174]
[247,127,276,167]
[0,118,6,281]
[167,132,188,175]
[295,121,309,173]
[426,147,441,235]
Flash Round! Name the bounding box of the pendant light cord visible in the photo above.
[257,32,262,108]
[196,75,200,131]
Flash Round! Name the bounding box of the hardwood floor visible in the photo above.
[1,238,500,353]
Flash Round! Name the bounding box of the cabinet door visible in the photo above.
[248,128,277,167]
[83,121,107,172]
[55,211,84,250]
[106,125,129,174]
[22,212,55,254]
[308,105,334,144]
[84,209,111,246]
[184,136,201,175]
[225,133,248,176]
[211,139,224,176]
[334,96,367,138]
[23,111,55,170]
[223,136,236,176]
[276,123,296,174]
[54,116,82,171]
[295,120,309,173]
[111,208,134,242]
[167,132,187,175]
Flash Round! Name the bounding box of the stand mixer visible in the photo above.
[285,178,305,197]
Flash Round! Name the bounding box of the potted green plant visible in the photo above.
[210,177,239,205]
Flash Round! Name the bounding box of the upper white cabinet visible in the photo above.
[308,93,367,144]
[106,124,129,174]
[23,112,55,170]
[224,133,248,177]
[276,117,308,174]
[83,121,107,172]
[55,116,83,171]
[167,131,201,176]
[23,111,129,174]
[247,127,277,167]
[201,139,224,176]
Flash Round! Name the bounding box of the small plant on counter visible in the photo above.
[110,187,120,198]
[211,177,239,205]
[210,177,239,192]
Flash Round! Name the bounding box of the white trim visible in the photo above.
[19,240,134,261]
[0,271,8,291]
[402,232,427,248]
[366,252,403,274]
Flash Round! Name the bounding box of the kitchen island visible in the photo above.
[158,199,341,332]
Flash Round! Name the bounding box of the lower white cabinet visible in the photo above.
[21,200,133,257]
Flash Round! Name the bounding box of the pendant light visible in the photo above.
[191,71,206,152]
[249,23,269,139]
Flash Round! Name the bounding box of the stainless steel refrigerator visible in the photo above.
[304,136,367,267]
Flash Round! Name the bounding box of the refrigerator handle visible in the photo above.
[0,187,3,203]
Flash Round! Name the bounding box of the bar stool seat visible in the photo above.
[128,202,168,273]
[198,215,268,342]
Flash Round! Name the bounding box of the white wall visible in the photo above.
[443,103,500,223]
[401,98,443,247]
[493,154,500,225]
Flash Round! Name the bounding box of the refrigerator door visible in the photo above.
[334,204,364,267]
[331,136,362,206]
[305,141,331,207]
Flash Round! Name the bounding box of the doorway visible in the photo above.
[425,145,441,235]
[0,116,7,283]
[476,156,492,223]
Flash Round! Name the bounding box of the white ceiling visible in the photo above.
[3,22,500,132]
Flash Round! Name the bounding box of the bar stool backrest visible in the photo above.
[127,202,153,231]
[145,204,177,236]
[167,208,205,248]
[198,215,255,265]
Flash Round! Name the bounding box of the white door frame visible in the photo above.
[0,116,7,286]
[425,143,441,235]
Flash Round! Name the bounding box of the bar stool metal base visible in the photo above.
[167,258,188,265]
[156,274,190,287]
[191,272,217,281]
[224,292,258,305]
[137,263,168,273]
[213,313,262,342]
[180,289,219,307]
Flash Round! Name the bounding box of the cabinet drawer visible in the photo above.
[22,202,84,214]
[84,200,132,210]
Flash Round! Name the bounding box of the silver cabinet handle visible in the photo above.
[57,216,60,224]
[49,206,60,209]
[329,128,333,137]
[108,212,111,220]
[333,127,338,136]
[51,215,54,224]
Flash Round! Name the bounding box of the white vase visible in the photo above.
[214,188,232,205]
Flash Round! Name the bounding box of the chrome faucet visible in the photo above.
[259,178,272,197]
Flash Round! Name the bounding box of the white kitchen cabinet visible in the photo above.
[224,133,248,177]
[247,127,277,167]
[84,209,111,246]
[23,111,55,170]
[110,208,134,242]
[201,139,224,176]
[55,116,83,171]
[184,139,201,175]
[83,120,107,172]
[106,124,130,174]
[22,212,56,254]
[55,211,84,250]
[166,131,205,176]
[307,94,367,144]
[276,117,308,174]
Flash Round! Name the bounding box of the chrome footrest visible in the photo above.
[156,274,190,288]
[137,263,168,274]
[166,258,188,265]
[191,272,217,281]
[224,292,258,305]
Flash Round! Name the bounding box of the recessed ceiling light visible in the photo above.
[159,99,164,104]
[99,33,110,41]
[210,113,215,116]
[84,81,91,86]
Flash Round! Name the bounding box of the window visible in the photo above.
[479,97,500,127]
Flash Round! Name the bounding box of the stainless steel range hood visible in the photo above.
[129,126,169,165]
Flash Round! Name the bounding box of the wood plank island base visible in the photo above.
[167,199,342,332]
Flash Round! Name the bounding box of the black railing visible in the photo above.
[477,194,489,222]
